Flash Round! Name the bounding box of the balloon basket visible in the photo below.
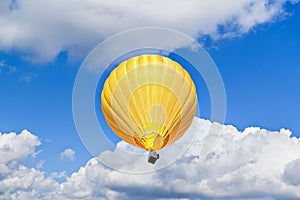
[148,150,160,164]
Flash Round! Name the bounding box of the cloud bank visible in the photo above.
[60,118,300,200]
[2,118,300,199]
[0,0,298,61]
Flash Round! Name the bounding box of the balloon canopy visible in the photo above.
[101,54,197,152]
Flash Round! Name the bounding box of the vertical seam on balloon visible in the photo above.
[164,65,186,142]
[107,69,140,138]
[157,56,166,137]
[123,60,145,137]
[102,92,138,143]
[161,58,177,139]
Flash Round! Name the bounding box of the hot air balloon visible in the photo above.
[101,54,197,164]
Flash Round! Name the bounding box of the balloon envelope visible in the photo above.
[101,54,197,151]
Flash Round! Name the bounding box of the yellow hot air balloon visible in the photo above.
[101,54,197,164]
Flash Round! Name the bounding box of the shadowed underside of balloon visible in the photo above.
[101,54,197,164]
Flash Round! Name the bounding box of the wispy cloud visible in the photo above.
[19,72,37,83]
[36,159,45,169]
[31,149,44,159]
[0,60,37,82]
[0,60,16,75]
[0,0,298,62]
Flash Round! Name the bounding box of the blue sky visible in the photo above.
[1,1,300,199]
[210,3,300,136]
[0,1,299,176]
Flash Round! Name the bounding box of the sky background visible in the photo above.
[0,1,300,199]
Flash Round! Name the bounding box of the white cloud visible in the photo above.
[0,60,16,75]
[0,166,59,200]
[36,159,45,169]
[282,158,300,186]
[19,72,37,83]
[0,129,41,165]
[2,119,300,199]
[31,149,44,159]
[60,148,76,161]
[60,118,300,200]
[0,0,298,62]
[50,171,67,180]
[0,130,59,200]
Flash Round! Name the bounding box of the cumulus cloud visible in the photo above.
[0,129,41,165]
[0,130,59,200]
[60,148,76,161]
[2,119,300,199]
[282,158,300,186]
[0,0,298,61]
[60,118,300,200]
